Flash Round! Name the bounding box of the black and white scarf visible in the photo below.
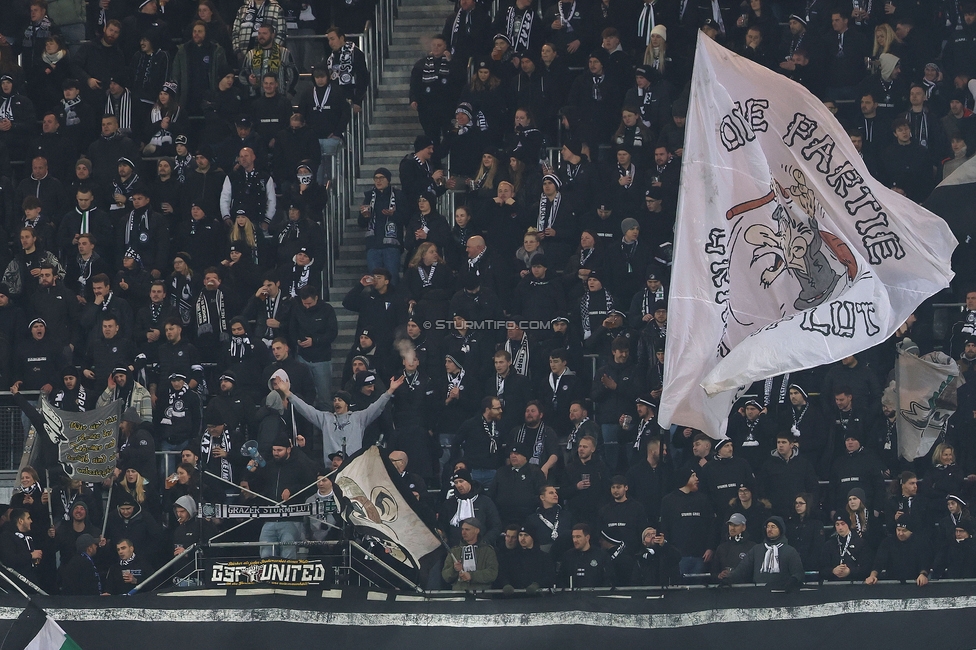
[638,1,657,44]
[567,416,588,450]
[229,332,254,361]
[367,189,396,236]
[53,385,87,412]
[836,533,854,563]
[482,417,499,454]
[538,505,561,540]
[418,263,437,288]
[201,429,234,482]
[195,290,227,337]
[761,541,782,573]
[239,1,272,45]
[557,1,577,29]
[448,8,471,53]
[104,90,133,133]
[263,292,281,340]
[641,287,665,317]
[538,193,561,231]
[291,261,313,297]
[161,384,189,426]
[504,6,534,50]
[514,423,546,464]
[62,96,82,126]
[447,369,465,400]
[115,175,142,211]
[329,42,357,84]
[311,84,332,112]
[617,163,635,187]
[421,55,452,85]
[171,274,195,325]
[632,417,655,450]
[76,252,99,289]
[278,219,301,244]
[0,95,13,121]
[506,335,530,376]
[580,289,613,339]
[590,75,604,102]
[763,374,791,409]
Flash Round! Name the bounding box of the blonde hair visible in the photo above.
[643,39,667,72]
[408,241,444,269]
[474,154,500,190]
[121,470,147,505]
[230,218,257,250]
[931,442,955,466]
[873,24,900,57]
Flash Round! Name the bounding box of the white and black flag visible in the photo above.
[659,33,957,439]
[334,446,441,569]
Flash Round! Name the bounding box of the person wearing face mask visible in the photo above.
[284,163,327,222]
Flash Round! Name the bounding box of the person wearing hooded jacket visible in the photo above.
[723,516,805,588]
[273,371,401,465]
[758,433,821,519]
[104,493,163,570]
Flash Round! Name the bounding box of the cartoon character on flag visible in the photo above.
[728,171,858,311]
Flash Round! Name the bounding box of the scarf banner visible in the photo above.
[40,397,122,479]
[894,340,965,461]
[659,33,957,438]
[200,500,338,519]
[335,446,441,569]
[208,559,328,586]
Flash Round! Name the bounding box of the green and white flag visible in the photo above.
[25,617,82,650]
[3,604,82,650]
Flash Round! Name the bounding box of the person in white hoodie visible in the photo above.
[273,371,404,468]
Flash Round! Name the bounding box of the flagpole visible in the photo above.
[101,481,114,540]
[0,567,32,600]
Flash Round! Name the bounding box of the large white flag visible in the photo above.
[659,34,957,437]
[894,342,964,462]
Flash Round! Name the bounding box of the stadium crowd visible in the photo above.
[0,0,971,596]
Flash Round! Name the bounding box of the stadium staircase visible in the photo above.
[329,0,452,360]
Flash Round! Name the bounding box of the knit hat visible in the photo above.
[455,102,474,120]
[374,167,392,181]
[414,135,434,152]
[847,487,867,504]
[947,494,968,507]
[895,514,915,531]
[562,138,583,157]
[650,24,667,41]
[530,254,548,268]
[460,517,482,530]
[788,383,808,398]
[542,173,562,189]
[75,158,93,175]
[333,390,353,406]
[765,515,786,538]
[451,468,473,484]
[788,14,807,26]
[117,157,135,169]
[161,80,179,97]
[879,53,900,80]
[354,371,377,387]
[173,251,192,266]
[122,407,141,424]
[833,512,851,526]
[674,466,696,488]
[714,438,733,454]
[621,217,640,234]
[588,49,608,66]
[271,432,292,448]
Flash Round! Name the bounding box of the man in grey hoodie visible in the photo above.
[723,516,805,589]
[273,372,404,468]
